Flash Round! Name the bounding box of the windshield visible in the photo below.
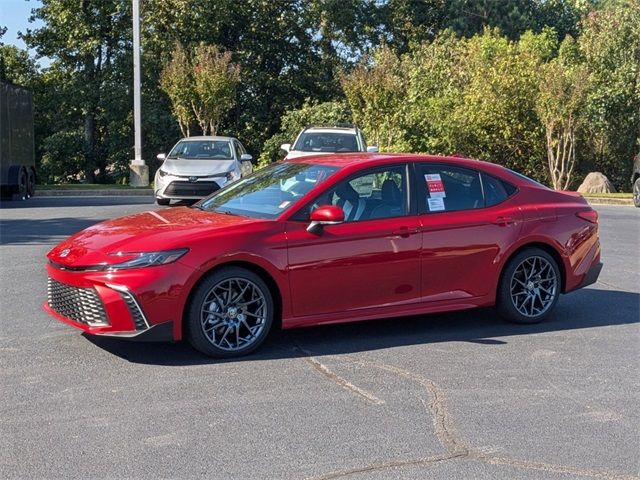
[168,140,233,160]
[293,132,359,153]
[197,162,340,219]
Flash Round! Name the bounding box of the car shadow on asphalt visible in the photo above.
[0,196,154,210]
[84,287,639,366]
[0,217,109,245]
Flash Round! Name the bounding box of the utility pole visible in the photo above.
[129,0,149,186]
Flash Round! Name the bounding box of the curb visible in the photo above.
[585,197,634,206]
[35,189,153,197]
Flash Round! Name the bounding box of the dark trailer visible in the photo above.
[0,81,36,200]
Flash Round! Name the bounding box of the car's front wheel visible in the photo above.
[633,177,640,208]
[185,267,274,357]
[497,248,561,324]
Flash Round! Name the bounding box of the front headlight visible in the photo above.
[106,248,188,270]
[225,171,239,182]
[158,169,169,177]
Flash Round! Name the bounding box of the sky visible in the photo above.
[1,0,43,52]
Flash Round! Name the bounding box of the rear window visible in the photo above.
[506,168,549,189]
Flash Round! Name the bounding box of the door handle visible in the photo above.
[391,227,420,238]
[493,216,516,226]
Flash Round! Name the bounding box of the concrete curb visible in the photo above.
[35,189,153,197]
[585,197,634,206]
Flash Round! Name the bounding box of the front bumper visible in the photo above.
[44,261,194,341]
[155,174,230,200]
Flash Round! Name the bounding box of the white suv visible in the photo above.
[281,126,378,160]
[154,136,253,205]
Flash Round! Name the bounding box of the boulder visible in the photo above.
[577,172,617,194]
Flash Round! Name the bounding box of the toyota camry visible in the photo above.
[45,154,602,357]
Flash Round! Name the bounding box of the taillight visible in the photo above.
[576,210,598,224]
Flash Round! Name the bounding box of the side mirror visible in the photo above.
[157,153,166,162]
[240,153,253,162]
[281,143,291,153]
[366,146,379,153]
[307,205,344,234]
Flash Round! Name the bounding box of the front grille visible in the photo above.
[47,278,109,327]
[164,181,220,197]
[117,290,148,330]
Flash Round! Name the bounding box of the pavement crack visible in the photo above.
[294,346,639,480]
[304,452,463,480]
[475,455,640,480]
[347,358,469,456]
[293,345,385,405]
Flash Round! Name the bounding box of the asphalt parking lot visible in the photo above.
[0,197,638,479]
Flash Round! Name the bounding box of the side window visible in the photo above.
[419,164,483,213]
[233,140,247,157]
[481,172,513,207]
[294,165,407,222]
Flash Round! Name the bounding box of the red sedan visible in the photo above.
[45,154,602,357]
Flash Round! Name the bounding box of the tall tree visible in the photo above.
[22,0,132,182]
[159,43,195,137]
[192,45,240,135]
[341,45,407,150]
[579,1,640,188]
[537,37,589,190]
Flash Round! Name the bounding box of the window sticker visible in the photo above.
[427,197,445,212]
[425,174,446,198]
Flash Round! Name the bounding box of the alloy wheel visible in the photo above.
[200,277,268,352]
[509,256,558,318]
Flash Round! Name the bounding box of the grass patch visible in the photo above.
[580,192,632,199]
[39,184,149,190]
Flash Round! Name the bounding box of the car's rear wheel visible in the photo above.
[633,177,640,208]
[185,267,274,358]
[156,197,170,206]
[497,248,560,324]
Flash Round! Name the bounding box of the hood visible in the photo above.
[285,151,333,160]
[47,207,258,268]
[160,158,237,176]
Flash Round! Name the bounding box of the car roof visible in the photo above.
[178,136,236,141]
[286,152,521,182]
[302,127,357,134]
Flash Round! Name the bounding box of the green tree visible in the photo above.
[537,37,589,189]
[341,45,407,150]
[579,1,640,188]
[0,44,39,86]
[22,0,132,182]
[192,45,240,135]
[452,29,555,177]
[159,43,195,137]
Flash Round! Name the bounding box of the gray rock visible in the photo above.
[577,172,617,194]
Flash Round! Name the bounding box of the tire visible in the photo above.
[26,169,36,198]
[185,267,274,358]
[497,248,561,324]
[15,168,28,200]
[633,177,640,208]
[156,197,170,206]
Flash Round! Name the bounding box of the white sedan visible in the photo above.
[154,136,253,205]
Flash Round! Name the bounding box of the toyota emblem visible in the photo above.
[59,248,71,258]
[188,176,198,183]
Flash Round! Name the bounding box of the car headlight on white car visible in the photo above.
[225,171,239,182]
[158,169,169,177]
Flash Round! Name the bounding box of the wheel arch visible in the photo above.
[500,241,567,293]
[181,260,284,339]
